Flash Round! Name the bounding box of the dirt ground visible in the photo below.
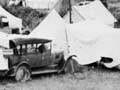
[0,67,120,90]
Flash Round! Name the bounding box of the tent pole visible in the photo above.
[69,0,72,24]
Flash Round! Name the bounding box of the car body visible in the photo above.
[1,37,66,81]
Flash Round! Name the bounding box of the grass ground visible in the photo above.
[0,67,120,90]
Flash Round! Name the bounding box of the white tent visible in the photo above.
[0,31,8,38]
[64,6,85,23]
[64,0,117,26]
[66,20,120,68]
[0,31,9,70]
[29,10,68,54]
[0,33,29,48]
[0,32,32,70]
[0,6,22,30]
[26,0,58,9]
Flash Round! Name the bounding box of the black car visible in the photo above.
[1,37,79,82]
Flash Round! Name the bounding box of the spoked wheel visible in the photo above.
[15,65,31,82]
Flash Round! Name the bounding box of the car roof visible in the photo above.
[11,38,52,46]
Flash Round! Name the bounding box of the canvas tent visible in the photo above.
[29,9,120,68]
[25,0,58,9]
[64,0,117,26]
[0,31,10,70]
[29,10,68,55]
[0,6,22,30]
[0,32,38,70]
[66,20,120,68]
[0,31,8,38]
[0,31,9,70]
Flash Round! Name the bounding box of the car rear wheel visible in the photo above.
[15,65,31,82]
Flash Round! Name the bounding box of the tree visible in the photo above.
[0,0,9,7]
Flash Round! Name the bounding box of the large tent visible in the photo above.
[30,9,120,68]
[66,20,120,68]
[29,10,68,54]
[29,8,120,68]
[25,0,58,9]
[0,6,22,30]
[64,0,117,26]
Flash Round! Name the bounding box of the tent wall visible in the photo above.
[66,20,120,67]
[0,6,22,30]
[64,0,117,26]
[75,0,117,26]
[29,10,68,56]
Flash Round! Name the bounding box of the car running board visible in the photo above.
[32,69,58,75]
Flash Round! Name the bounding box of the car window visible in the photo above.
[38,43,50,53]
[17,45,20,50]
[22,44,27,54]
[16,45,20,54]
[38,44,46,53]
[44,43,51,50]
[27,44,36,54]
[13,48,18,55]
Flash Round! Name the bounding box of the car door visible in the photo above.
[24,44,42,68]
[41,50,51,66]
[38,43,52,66]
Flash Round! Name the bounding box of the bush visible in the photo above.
[4,6,47,30]
[108,0,120,3]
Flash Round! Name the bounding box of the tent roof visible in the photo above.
[29,9,68,53]
[64,0,117,26]
[30,9,66,40]
[73,0,117,26]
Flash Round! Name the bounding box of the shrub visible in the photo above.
[4,6,47,30]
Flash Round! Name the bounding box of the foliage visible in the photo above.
[0,0,9,7]
[1,0,120,30]
[4,6,47,30]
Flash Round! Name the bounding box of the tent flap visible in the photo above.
[67,20,120,67]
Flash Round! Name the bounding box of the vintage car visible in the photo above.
[0,37,70,82]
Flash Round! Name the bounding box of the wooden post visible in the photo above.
[69,0,72,24]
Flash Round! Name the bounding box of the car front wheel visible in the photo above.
[64,58,80,73]
[15,65,31,82]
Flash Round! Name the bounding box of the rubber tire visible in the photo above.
[15,65,31,82]
[64,59,80,73]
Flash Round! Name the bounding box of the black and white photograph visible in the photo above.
[0,0,119,90]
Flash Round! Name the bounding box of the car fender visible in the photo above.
[66,55,77,60]
[58,54,79,73]
[10,61,30,76]
[16,61,30,69]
